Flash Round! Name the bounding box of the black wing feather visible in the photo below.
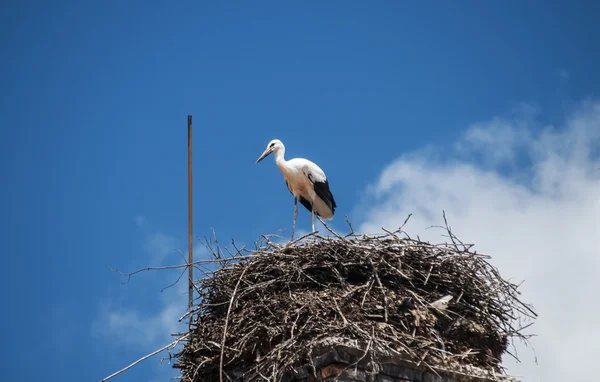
[313,179,337,214]
[307,173,337,216]
[298,197,313,213]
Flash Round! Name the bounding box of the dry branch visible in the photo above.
[101,334,188,382]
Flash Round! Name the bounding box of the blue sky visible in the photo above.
[1,1,599,381]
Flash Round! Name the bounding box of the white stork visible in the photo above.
[256,139,337,238]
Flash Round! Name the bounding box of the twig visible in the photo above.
[369,258,388,323]
[339,326,374,376]
[382,227,400,241]
[316,216,344,240]
[332,297,348,327]
[344,215,355,236]
[111,258,243,284]
[286,230,319,246]
[423,264,434,286]
[220,264,249,382]
[161,267,187,292]
[400,213,413,231]
[100,334,188,382]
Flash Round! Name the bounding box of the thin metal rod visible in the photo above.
[187,115,193,328]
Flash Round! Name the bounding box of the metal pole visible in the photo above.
[188,115,193,328]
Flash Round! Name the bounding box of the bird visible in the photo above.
[255,139,337,239]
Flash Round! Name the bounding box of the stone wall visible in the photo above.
[286,362,447,381]
[279,343,519,382]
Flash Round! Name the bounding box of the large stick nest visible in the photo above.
[174,223,536,381]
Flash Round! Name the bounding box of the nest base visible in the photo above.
[280,340,520,382]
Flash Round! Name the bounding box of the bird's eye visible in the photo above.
[270,143,275,148]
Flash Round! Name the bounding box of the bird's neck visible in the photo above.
[274,149,288,170]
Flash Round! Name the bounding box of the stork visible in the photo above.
[256,139,337,239]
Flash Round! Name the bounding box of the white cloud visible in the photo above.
[93,219,210,380]
[557,68,570,81]
[454,108,534,168]
[357,100,600,381]
[143,231,181,264]
[94,291,186,349]
[134,214,146,227]
[92,278,188,381]
[93,262,192,381]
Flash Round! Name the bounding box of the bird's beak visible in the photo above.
[256,147,273,163]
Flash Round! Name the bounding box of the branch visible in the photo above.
[111,257,251,284]
[400,213,413,231]
[316,215,344,240]
[344,215,355,237]
[220,264,249,382]
[100,334,189,382]
[161,267,187,293]
[286,230,320,247]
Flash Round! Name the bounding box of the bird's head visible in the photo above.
[256,139,284,163]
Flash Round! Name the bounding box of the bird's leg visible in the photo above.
[311,208,315,233]
[292,198,298,240]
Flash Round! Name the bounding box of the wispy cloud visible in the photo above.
[134,214,146,227]
[557,68,570,81]
[93,217,209,380]
[454,104,536,168]
[92,278,188,381]
[357,100,600,381]
[93,291,186,349]
[143,231,181,264]
[93,218,191,347]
